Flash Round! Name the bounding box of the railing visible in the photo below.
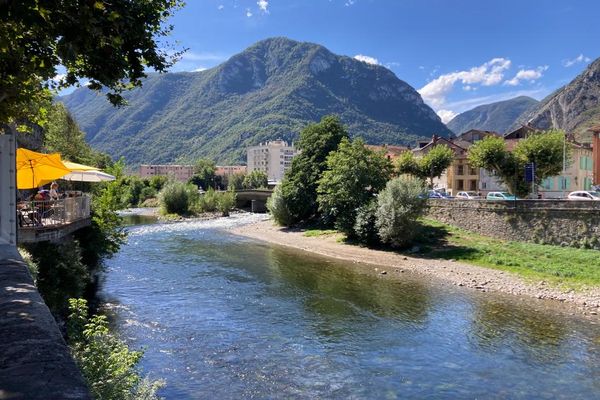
[17,195,91,228]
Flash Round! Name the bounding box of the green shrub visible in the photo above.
[67,299,164,400]
[242,170,268,189]
[139,186,157,204]
[376,176,427,248]
[198,188,219,212]
[217,191,236,216]
[353,200,380,245]
[227,173,246,191]
[158,181,196,215]
[268,184,293,226]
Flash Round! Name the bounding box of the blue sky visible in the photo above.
[165,0,597,122]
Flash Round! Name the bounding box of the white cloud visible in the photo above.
[257,0,269,13]
[181,51,226,62]
[345,0,355,6]
[192,67,207,72]
[246,8,253,17]
[354,54,379,65]
[437,109,457,124]
[443,88,548,114]
[217,4,224,10]
[504,65,548,86]
[563,54,591,67]
[418,58,512,108]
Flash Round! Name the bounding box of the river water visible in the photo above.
[101,214,600,399]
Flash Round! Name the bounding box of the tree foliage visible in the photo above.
[396,145,454,187]
[1,0,184,125]
[68,299,164,400]
[468,130,570,197]
[227,173,246,191]
[243,170,268,189]
[317,138,393,234]
[190,158,216,190]
[375,176,427,248]
[158,181,197,215]
[267,184,293,226]
[279,115,349,224]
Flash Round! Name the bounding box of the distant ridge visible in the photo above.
[61,37,452,164]
[447,96,539,135]
[512,57,600,140]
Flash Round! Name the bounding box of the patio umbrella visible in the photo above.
[61,161,116,182]
[16,148,71,189]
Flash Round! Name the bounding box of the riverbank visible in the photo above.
[230,219,600,316]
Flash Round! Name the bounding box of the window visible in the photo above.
[541,177,554,190]
[558,176,570,190]
[469,167,477,175]
[457,165,464,175]
[469,180,477,191]
[457,180,464,190]
[584,177,593,190]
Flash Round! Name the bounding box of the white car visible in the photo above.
[456,191,481,200]
[567,190,600,200]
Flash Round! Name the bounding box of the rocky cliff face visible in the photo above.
[513,57,600,139]
[447,96,539,134]
[61,37,451,164]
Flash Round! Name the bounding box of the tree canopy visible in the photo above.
[243,170,268,189]
[317,138,393,234]
[468,130,570,197]
[279,115,349,223]
[396,144,454,187]
[190,158,216,190]
[1,0,184,126]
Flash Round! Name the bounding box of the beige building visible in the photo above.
[247,139,298,182]
[216,165,247,177]
[139,164,194,182]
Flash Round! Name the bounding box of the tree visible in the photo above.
[1,0,184,127]
[396,145,454,187]
[317,138,393,234]
[227,173,246,191]
[243,170,268,189]
[375,176,427,248]
[190,158,216,190]
[43,103,96,164]
[468,130,570,197]
[279,115,349,224]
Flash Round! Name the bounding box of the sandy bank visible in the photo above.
[230,219,600,316]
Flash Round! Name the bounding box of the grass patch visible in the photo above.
[303,229,339,237]
[417,219,600,287]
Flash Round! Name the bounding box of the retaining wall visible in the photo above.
[426,199,600,248]
[0,244,91,399]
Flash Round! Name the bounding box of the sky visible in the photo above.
[162,0,598,122]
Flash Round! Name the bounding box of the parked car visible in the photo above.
[486,192,517,200]
[428,190,453,199]
[567,190,600,200]
[456,191,482,200]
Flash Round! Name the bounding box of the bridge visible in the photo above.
[235,189,273,212]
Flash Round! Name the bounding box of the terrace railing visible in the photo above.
[17,195,91,228]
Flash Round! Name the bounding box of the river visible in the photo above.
[101,214,600,399]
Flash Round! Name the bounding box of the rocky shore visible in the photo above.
[230,219,600,317]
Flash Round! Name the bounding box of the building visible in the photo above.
[139,164,194,182]
[215,165,247,177]
[247,140,298,182]
[365,144,409,162]
[413,131,499,195]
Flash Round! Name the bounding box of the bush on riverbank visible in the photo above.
[217,190,236,216]
[68,299,164,400]
[268,184,293,226]
[158,181,198,215]
[375,176,428,248]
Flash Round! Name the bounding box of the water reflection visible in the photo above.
[100,217,600,399]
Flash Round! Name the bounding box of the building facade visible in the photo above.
[247,140,298,182]
[139,164,194,182]
[215,165,247,177]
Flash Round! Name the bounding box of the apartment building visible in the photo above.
[215,165,247,177]
[247,140,298,182]
[139,164,194,182]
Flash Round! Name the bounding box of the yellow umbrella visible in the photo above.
[16,148,71,189]
[63,160,99,171]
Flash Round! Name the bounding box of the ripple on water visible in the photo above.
[101,217,600,400]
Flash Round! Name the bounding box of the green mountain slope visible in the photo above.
[61,37,451,164]
[511,57,600,140]
[447,96,539,134]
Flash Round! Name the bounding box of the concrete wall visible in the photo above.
[426,199,600,248]
[0,244,91,399]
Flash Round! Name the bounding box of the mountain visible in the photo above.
[512,57,600,139]
[446,96,539,135]
[61,37,451,165]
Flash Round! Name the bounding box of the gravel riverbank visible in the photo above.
[230,219,600,317]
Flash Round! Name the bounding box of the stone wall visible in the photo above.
[0,244,91,399]
[426,199,600,248]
